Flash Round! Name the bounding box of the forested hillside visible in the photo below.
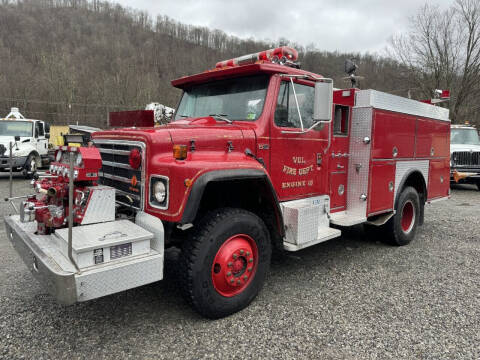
[0,0,411,126]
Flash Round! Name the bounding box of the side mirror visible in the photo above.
[14,136,20,142]
[313,81,333,122]
[45,133,50,139]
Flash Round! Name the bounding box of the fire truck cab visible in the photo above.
[4,47,450,318]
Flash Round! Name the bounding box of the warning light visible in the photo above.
[215,46,299,69]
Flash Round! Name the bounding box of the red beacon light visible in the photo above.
[420,89,450,105]
[215,46,299,69]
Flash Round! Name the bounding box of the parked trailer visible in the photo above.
[4,47,450,318]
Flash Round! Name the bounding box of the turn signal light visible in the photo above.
[173,145,188,160]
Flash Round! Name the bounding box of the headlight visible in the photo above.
[150,177,169,208]
[153,181,166,203]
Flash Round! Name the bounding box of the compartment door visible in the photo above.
[329,104,351,211]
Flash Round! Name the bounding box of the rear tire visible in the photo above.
[476,180,480,191]
[178,208,271,319]
[383,186,420,246]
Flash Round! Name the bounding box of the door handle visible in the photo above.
[331,153,351,158]
[337,164,344,169]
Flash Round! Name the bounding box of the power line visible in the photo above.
[0,97,143,109]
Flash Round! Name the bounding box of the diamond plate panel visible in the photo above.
[81,186,116,225]
[346,107,373,219]
[356,90,450,122]
[281,196,330,245]
[75,253,163,301]
[394,160,429,200]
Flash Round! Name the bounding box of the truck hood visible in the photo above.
[93,117,256,153]
[0,135,19,145]
[450,143,480,153]
[165,118,253,151]
[0,136,32,156]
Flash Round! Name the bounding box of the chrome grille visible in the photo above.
[94,140,145,209]
[452,151,480,167]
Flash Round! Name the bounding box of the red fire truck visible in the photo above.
[4,47,450,319]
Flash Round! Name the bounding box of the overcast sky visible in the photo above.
[115,0,453,54]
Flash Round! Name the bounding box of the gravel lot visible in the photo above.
[0,172,479,360]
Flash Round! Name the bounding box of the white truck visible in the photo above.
[450,124,480,190]
[0,108,50,177]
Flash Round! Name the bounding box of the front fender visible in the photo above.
[182,168,266,221]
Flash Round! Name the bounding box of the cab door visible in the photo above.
[34,121,48,156]
[269,77,329,201]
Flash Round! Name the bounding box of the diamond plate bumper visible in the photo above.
[4,215,163,305]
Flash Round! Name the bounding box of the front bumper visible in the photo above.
[0,155,27,169]
[4,214,164,305]
[450,167,480,183]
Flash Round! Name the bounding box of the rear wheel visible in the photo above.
[179,208,271,319]
[383,186,421,246]
[476,180,480,191]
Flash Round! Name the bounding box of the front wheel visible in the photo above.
[179,208,271,319]
[24,153,39,179]
[383,186,421,246]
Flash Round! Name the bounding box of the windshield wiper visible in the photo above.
[209,114,232,124]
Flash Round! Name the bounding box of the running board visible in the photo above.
[283,227,341,252]
[329,211,366,226]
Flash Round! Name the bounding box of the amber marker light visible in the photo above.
[173,144,188,160]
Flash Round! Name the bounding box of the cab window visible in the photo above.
[333,105,349,136]
[36,122,45,137]
[274,81,316,129]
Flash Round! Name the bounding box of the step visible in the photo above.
[329,211,366,226]
[283,227,341,251]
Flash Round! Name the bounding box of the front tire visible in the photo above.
[179,208,271,319]
[24,153,39,179]
[383,186,421,246]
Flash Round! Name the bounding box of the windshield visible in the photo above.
[175,75,269,121]
[451,128,480,145]
[0,121,33,137]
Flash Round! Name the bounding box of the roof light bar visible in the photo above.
[215,46,298,69]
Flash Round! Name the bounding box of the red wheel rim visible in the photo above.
[211,234,258,297]
[401,200,415,234]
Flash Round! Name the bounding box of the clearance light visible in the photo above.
[215,46,298,68]
[129,148,142,169]
[173,145,188,160]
